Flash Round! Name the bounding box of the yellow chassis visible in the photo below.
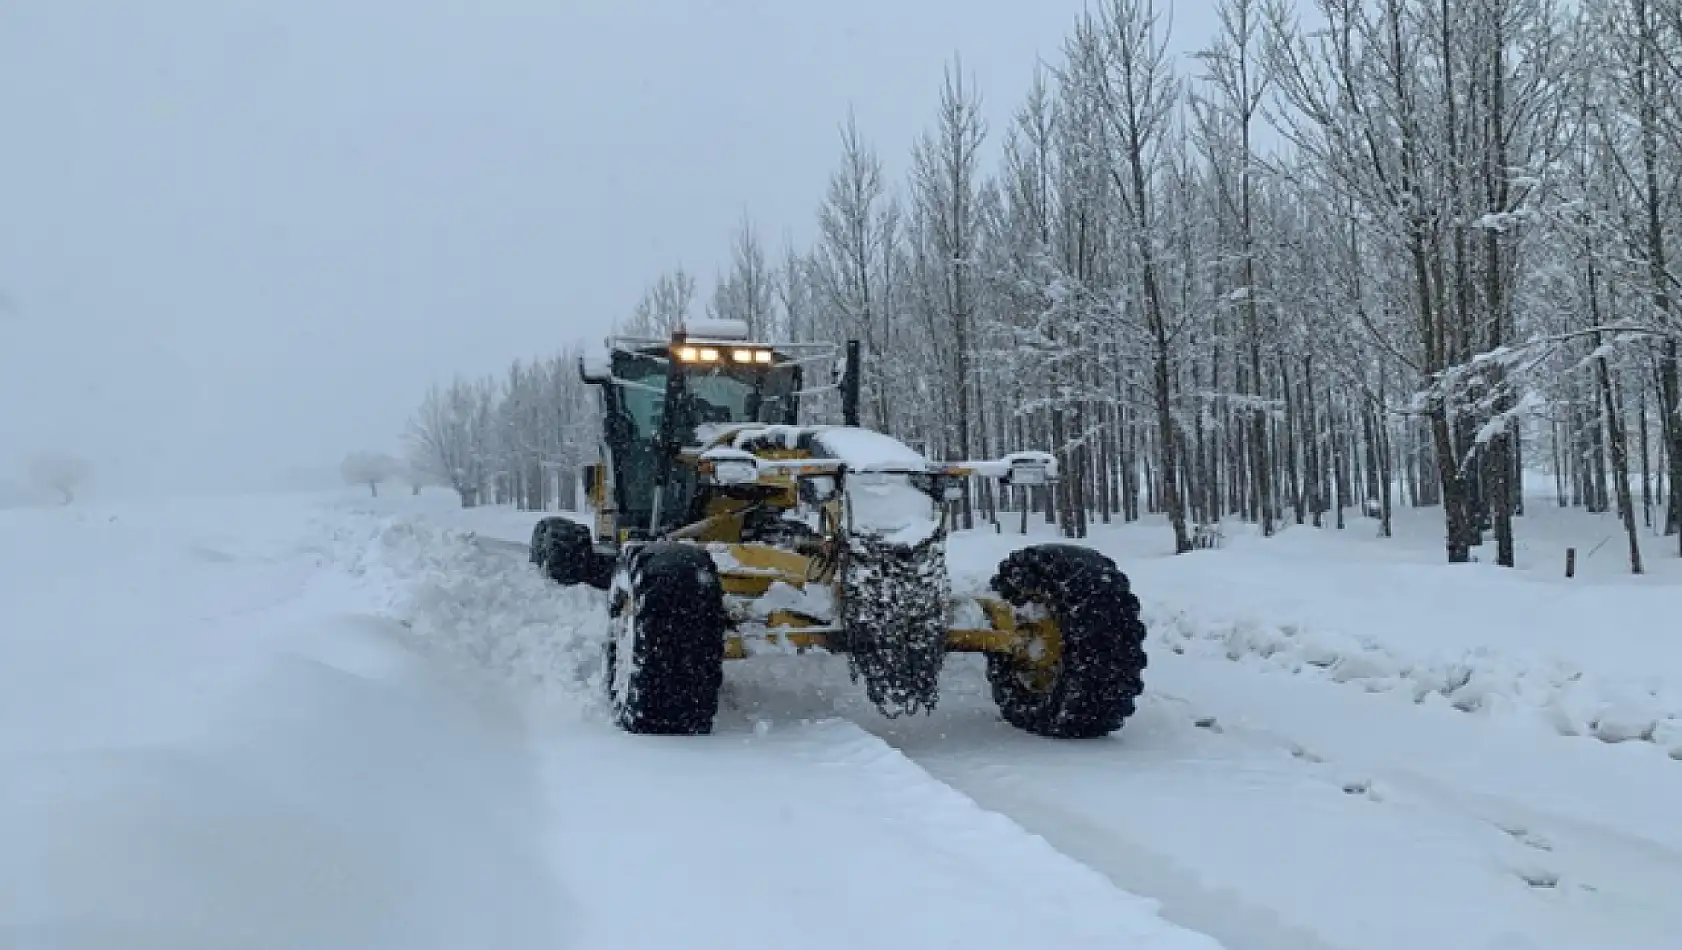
[584,425,1063,681]
[707,541,1061,689]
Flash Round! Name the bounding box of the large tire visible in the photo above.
[534,516,610,589]
[603,542,728,735]
[529,518,554,564]
[985,544,1147,739]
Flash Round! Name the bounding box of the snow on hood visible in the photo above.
[845,471,939,546]
[808,428,931,472]
[717,424,931,471]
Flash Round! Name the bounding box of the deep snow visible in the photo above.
[0,497,573,949]
[452,488,1682,950]
[5,485,1678,950]
[0,491,1218,950]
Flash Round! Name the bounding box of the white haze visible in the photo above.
[0,0,1226,499]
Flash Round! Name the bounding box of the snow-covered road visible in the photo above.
[5,489,1678,950]
[498,493,1682,950]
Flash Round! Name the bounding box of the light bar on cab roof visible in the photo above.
[675,345,775,364]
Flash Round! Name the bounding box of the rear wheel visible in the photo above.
[534,516,611,589]
[603,542,728,735]
[985,544,1147,739]
[529,519,554,564]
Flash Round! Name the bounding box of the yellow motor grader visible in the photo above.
[531,319,1147,737]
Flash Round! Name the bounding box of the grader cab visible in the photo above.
[530,318,1148,738]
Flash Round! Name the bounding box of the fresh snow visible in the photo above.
[844,471,941,545]
[0,490,1215,950]
[727,499,1682,950]
[4,485,1678,950]
[808,426,931,470]
[721,423,934,470]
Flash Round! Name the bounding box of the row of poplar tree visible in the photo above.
[407,0,1682,572]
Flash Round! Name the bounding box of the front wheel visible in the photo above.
[985,544,1147,739]
[603,542,728,735]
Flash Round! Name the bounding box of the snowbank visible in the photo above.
[1151,601,1682,756]
[0,493,574,950]
[320,511,606,719]
[1130,528,1682,760]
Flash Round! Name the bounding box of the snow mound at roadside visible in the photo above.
[323,513,607,718]
[1150,606,1682,760]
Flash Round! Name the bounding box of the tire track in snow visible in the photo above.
[1142,657,1682,950]
[719,656,1352,950]
[852,705,1356,950]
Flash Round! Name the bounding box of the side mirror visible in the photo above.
[998,451,1057,487]
[1004,461,1048,487]
[579,352,611,384]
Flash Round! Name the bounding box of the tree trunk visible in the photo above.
[1639,378,1654,527]
[1596,334,1644,574]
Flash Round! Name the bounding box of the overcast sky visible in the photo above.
[0,0,1231,498]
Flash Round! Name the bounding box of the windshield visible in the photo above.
[604,350,801,529]
[609,352,798,440]
[685,363,799,431]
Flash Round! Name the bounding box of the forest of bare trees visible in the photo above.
[407,0,1682,573]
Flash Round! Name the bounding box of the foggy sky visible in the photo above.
[0,1,1226,498]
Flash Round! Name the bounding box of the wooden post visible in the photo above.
[1565,547,1576,579]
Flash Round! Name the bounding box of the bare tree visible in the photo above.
[708,212,777,337]
[1193,0,1278,537]
[1086,0,1192,553]
[910,55,988,529]
[341,450,401,497]
[623,267,699,336]
[405,377,494,507]
[814,108,893,427]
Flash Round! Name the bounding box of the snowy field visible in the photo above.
[4,486,1680,950]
